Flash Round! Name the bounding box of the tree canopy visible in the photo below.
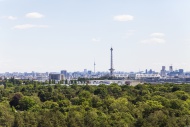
[1,79,190,126]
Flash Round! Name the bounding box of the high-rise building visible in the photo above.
[179,69,184,75]
[162,66,165,70]
[160,66,166,77]
[149,69,153,74]
[32,71,36,77]
[145,69,148,74]
[169,66,173,72]
[88,71,92,75]
[84,69,87,74]
[45,72,49,76]
[61,70,67,78]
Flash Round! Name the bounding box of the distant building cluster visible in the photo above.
[0,65,190,84]
[0,69,107,82]
[0,71,49,82]
[1,48,190,84]
[160,66,184,78]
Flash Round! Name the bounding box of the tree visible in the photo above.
[65,79,68,84]
[42,101,59,110]
[108,83,122,98]
[18,96,36,111]
[0,102,14,126]
[92,95,102,108]
[48,86,53,93]
[9,92,23,108]
[67,110,84,127]
[38,110,67,127]
[94,84,108,98]
[49,79,52,84]
[84,110,99,127]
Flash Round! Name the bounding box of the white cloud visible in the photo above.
[151,33,165,38]
[7,16,17,20]
[92,38,100,42]
[141,32,166,44]
[2,16,17,20]
[25,12,44,18]
[114,14,134,21]
[13,24,48,29]
[141,38,166,44]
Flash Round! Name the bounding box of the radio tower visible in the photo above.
[94,61,96,74]
[109,47,115,77]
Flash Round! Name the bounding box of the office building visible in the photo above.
[61,70,67,78]
[169,66,173,72]
[49,73,64,81]
[160,66,166,77]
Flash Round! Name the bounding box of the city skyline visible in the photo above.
[0,64,188,74]
[1,0,190,72]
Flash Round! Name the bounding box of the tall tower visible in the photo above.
[109,47,115,77]
[94,61,96,74]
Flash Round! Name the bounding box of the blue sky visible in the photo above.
[1,0,190,72]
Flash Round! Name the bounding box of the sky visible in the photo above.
[1,0,190,73]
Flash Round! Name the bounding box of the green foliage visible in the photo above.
[42,101,59,110]
[9,92,23,108]
[1,83,190,126]
[0,101,14,127]
[18,96,36,110]
[94,84,108,98]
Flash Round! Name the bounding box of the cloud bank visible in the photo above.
[141,33,166,44]
[2,16,17,20]
[25,12,44,19]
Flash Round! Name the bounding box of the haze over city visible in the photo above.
[1,0,190,72]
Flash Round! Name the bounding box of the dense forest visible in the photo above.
[1,79,190,127]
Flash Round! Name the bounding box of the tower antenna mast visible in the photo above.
[109,47,115,77]
[94,61,96,74]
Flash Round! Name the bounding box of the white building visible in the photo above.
[114,74,129,79]
[135,74,161,80]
